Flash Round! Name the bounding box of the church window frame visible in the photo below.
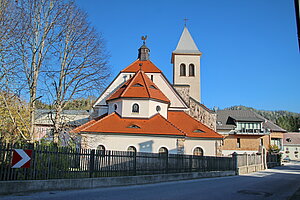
[132,103,139,113]
[189,63,195,76]
[180,63,186,76]
[193,147,204,156]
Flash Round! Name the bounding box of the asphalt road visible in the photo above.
[2,162,300,200]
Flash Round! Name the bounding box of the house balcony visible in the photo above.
[233,128,269,135]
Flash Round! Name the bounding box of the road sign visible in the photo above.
[11,149,32,168]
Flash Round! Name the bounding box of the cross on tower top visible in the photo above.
[184,18,189,27]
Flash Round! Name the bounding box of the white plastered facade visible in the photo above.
[93,71,188,117]
[81,134,217,156]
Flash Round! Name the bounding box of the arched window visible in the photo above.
[156,105,161,112]
[97,145,105,151]
[189,64,195,76]
[193,147,203,156]
[132,103,139,113]
[127,146,137,153]
[114,104,117,111]
[159,147,168,158]
[180,64,186,76]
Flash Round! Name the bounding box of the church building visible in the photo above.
[73,27,222,156]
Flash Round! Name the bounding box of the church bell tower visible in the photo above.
[172,26,202,103]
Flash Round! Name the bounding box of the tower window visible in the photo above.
[132,103,139,113]
[114,104,117,111]
[189,64,195,76]
[151,75,154,81]
[180,64,186,76]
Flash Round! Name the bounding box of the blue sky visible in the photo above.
[76,0,300,113]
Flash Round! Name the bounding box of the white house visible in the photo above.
[73,27,223,156]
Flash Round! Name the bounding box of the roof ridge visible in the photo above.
[159,113,186,136]
[140,71,151,98]
[120,72,138,98]
[171,110,220,135]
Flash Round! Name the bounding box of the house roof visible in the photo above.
[34,109,90,126]
[252,112,287,132]
[168,111,223,139]
[172,27,201,55]
[283,132,300,145]
[73,111,223,139]
[217,110,264,125]
[106,70,170,103]
[121,60,161,73]
[216,110,286,132]
[72,112,184,136]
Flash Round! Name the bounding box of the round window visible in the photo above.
[156,105,161,112]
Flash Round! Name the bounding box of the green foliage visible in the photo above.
[276,116,300,132]
[269,144,280,153]
[0,92,30,143]
[36,97,96,111]
[64,96,96,110]
[225,105,300,132]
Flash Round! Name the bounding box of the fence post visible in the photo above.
[133,152,137,176]
[89,149,95,178]
[232,152,238,175]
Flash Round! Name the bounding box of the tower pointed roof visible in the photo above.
[107,70,170,103]
[173,27,201,55]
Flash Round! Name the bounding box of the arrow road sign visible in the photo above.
[11,149,32,168]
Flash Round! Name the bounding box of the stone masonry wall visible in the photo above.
[173,85,190,105]
[188,98,217,131]
[174,86,216,131]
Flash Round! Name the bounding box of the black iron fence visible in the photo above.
[0,143,235,181]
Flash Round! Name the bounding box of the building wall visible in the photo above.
[184,139,218,156]
[173,54,201,102]
[221,134,269,155]
[188,98,216,131]
[282,145,300,160]
[173,85,190,105]
[81,133,218,156]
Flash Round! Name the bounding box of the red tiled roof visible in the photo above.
[168,111,223,139]
[121,60,161,73]
[77,112,185,136]
[74,111,222,139]
[107,70,170,103]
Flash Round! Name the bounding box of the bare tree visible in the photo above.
[0,0,20,91]
[45,2,110,143]
[14,0,65,141]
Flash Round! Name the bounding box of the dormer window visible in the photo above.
[189,64,195,76]
[193,129,205,133]
[133,83,143,87]
[132,103,139,113]
[150,85,157,89]
[180,64,186,76]
[127,124,140,129]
